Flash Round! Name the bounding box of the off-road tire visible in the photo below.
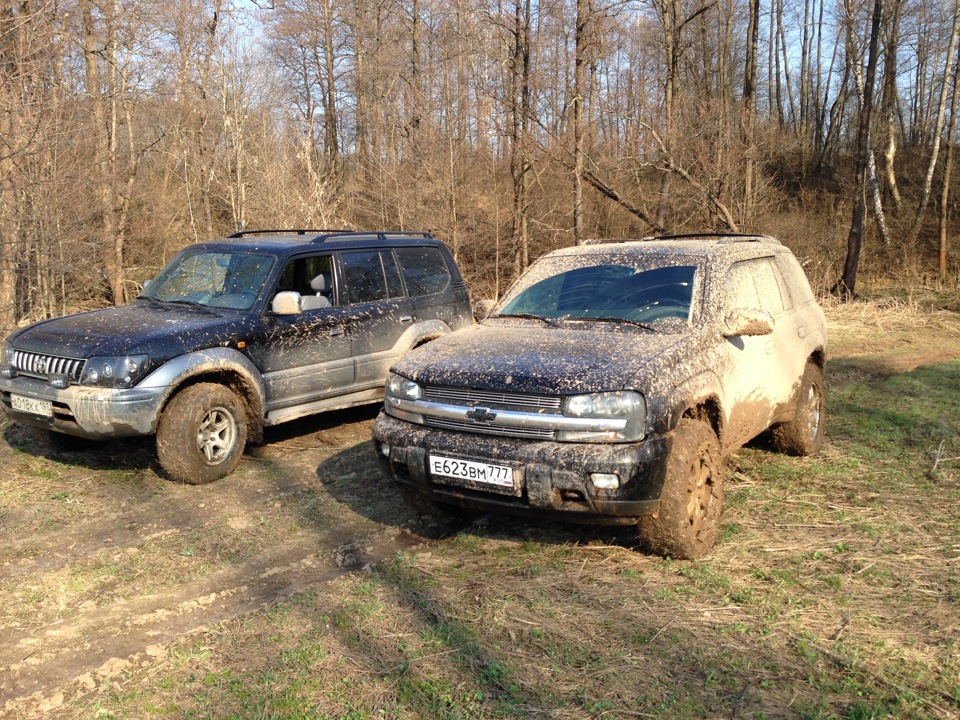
[156,383,248,484]
[638,419,724,560]
[771,362,825,457]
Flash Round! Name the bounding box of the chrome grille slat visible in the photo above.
[424,417,555,440]
[423,385,561,411]
[13,350,85,383]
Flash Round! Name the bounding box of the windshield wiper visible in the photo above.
[137,296,168,309]
[566,315,656,331]
[162,298,219,315]
[493,312,561,326]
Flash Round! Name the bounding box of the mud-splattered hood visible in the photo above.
[7,301,251,360]
[393,321,688,395]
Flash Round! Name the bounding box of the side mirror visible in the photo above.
[723,308,774,337]
[272,291,302,315]
[473,299,497,322]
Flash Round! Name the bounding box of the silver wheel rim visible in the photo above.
[196,405,237,465]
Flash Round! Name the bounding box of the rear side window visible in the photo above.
[397,247,451,297]
[342,251,403,304]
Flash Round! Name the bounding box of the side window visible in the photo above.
[750,259,785,315]
[275,254,334,307]
[397,247,451,297]
[382,251,404,299]
[724,261,760,312]
[342,251,389,304]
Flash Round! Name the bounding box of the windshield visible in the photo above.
[141,251,275,310]
[498,258,698,326]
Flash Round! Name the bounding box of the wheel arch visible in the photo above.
[662,371,725,445]
[144,349,266,443]
[681,396,723,443]
[809,347,826,372]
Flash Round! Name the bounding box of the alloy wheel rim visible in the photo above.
[197,406,237,464]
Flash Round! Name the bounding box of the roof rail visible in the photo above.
[309,231,435,243]
[227,229,350,239]
[643,232,781,245]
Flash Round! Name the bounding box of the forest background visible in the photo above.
[1,0,957,331]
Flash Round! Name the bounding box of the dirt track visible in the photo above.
[0,406,446,717]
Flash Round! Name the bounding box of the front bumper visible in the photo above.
[0,375,165,438]
[372,412,673,524]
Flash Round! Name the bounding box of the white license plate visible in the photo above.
[429,455,513,489]
[11,394,53,418]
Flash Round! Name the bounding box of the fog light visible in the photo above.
[591,473,620,490]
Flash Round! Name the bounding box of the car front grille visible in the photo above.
[423,415,556,440]
[422,385,561,412]
[417,384,564,440]
[13,350,85,383]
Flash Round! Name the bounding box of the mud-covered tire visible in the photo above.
[156,383,248,484]
[771,362,825,457]
[638,419,724,560]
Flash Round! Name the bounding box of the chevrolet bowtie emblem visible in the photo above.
[465,407,497,423]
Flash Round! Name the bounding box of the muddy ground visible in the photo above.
[1,405,446,716]
[2,300,959,717]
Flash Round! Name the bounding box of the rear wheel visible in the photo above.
[638,419,724,560]
[771,362,825,456]
[156,383,247,484]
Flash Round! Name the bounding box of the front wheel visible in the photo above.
[771,362,825,457]
[638,419,724,560]
[156,383,248,484]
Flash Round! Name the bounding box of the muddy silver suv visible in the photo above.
[373,234,826,559]
[1,230,472,484]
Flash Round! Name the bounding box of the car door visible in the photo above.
[250,253,357,413]
[719,258,796,445]
[339,249,417,387]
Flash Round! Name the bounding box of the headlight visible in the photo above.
[384,373,424,424]
[385,373,423,401]
[0,340,14,379]
[80,355,150,389]
[559,390,646,442]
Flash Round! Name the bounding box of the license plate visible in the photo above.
[11,394,53,418]
[429,454,514,489]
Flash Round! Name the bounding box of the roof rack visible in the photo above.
[583,233,779,246]
[309,231,434,244]
[643,232,780,245]
[227,229,435,243]
[227,229,350,239]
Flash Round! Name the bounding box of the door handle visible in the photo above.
[764,340,775,355]
[330,328,345,337]
[797,325,807,338]
[399,315,413,323]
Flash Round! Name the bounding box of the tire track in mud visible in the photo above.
[0,526,431,717]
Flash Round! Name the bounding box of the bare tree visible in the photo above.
[835,0,885,298]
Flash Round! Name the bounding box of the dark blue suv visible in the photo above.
[0,230,472,483]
